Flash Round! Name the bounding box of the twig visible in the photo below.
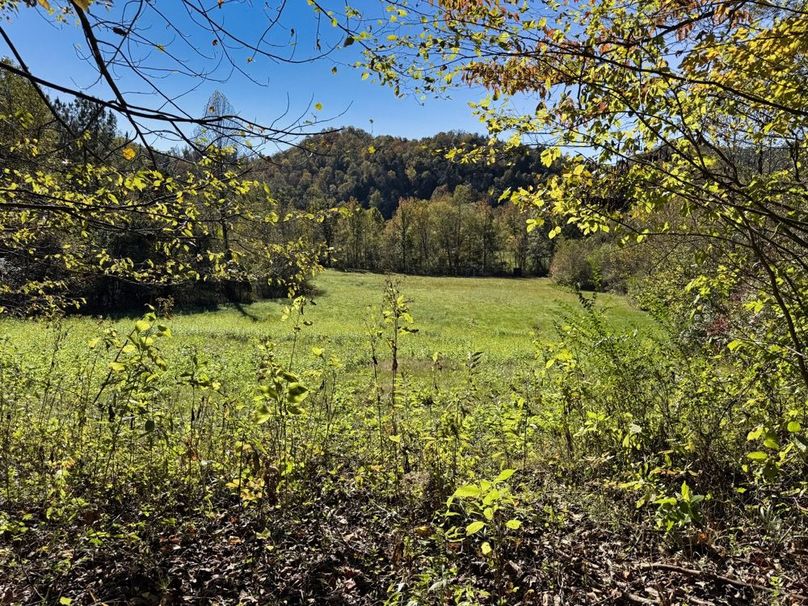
[640,562,808,603]
[622,591,659,605]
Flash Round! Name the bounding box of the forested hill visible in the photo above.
[256,128,548,218]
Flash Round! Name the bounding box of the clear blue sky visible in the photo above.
[3,2,487,149]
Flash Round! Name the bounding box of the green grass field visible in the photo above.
[1,270,653,388]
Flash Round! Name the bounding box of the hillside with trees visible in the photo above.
[257,128,548,218]
[255,130,558,278]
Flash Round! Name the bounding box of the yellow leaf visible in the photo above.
[526,218,544,233]
[38,0,51,9]
[73,0,91,10]
[122,146,137,161]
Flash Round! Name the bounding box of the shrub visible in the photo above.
[549,237,599,290]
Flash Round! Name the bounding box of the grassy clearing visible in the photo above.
[1,270,653,386]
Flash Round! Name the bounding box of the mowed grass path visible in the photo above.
[1,271,654,386]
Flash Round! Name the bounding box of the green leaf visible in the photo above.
[482,489,500,506]
[540,146,559,167]
[134,320,151,333]
[481,541,492,555]
[287,383,309,404]
[746,451,768,461]
[505,519,522,530]
[727,339,744,352]
[494,468,515,483]
[787,421,801,433]
[747,426,764,441]
[256,404,272,425]
[763,437,780,450]
[108,361,125,373]
[454,484,480,498]
[465,520,485,535]
[59,598,73,606]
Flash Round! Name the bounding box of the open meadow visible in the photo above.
[1,270,653,388]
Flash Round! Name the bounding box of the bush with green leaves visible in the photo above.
[549,237,599,291]
[444,469,523,557]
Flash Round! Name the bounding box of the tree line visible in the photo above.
[316,186,554,277]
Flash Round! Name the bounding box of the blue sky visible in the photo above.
[3,1,487,149]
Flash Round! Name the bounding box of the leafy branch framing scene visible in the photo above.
[0,0,806,604]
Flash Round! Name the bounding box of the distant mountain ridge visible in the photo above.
[257,128,547,218]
